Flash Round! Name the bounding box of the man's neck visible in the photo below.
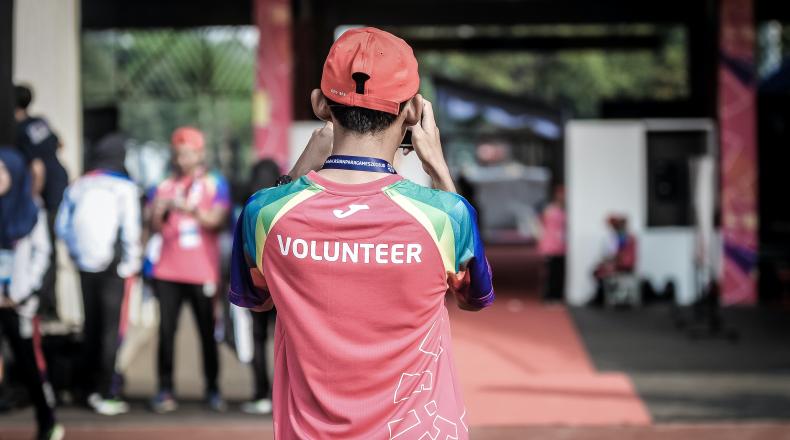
[177,166,203,179]
[330,133,397,163]
[317,130,400,184]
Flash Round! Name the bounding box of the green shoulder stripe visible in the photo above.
[383,179,471,273]
[243,177,323,270]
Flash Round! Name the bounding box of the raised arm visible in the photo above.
[287,122,334,179]
[405,97,456,193]
[117,184,143,278]
[229,202,273,312]
[448,197,495,311]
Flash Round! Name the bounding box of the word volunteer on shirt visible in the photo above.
[276,234,422,264]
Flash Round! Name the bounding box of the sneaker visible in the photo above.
[94,398,130,416]
[150,390,178,414]
[39,423,65,440]
[241,398,272,415]
[206,391,227,413]
[87,392,102,410]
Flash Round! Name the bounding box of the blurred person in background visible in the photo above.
[55,133,141,416]
[14,85,69,320]
[0,148,63,440]
[591,214,638,306]
[539,185,566,303]
[147,127,230,413]
[238,158,280,415]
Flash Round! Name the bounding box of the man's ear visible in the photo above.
[402,94,423,126]
[311,89,333,122]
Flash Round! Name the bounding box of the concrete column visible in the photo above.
[253,0,292,170]
[717,0,758,305]
[13,0,82,178]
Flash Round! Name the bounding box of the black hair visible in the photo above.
[89,132,127,173]
[14,85,33,110]
[247,159,281,199]
[326,98,404,134]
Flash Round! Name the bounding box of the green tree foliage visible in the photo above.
[417,27,687,117]
[82,27,257,171]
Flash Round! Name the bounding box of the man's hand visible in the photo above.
[153,198,171,213]
[149,198,172,232]
[193,205,229,230]
[170,198,191,213]
[30,158,46,196]
[406,98,456,193]
[0,297,16,308]
[288,122,334,179]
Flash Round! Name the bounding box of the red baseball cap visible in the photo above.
[321,27,419,115]
[171,126,205,151]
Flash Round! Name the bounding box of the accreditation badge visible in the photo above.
[178,218,202,249]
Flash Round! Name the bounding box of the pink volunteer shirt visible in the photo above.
[152,170,230,285]
[539,203,566,257]
[230,172,494,439]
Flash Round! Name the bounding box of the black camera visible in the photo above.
[399,131,412,149]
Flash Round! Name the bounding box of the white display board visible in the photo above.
[566,120,716,306]
[566,121,646,305]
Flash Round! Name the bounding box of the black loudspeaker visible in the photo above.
[646,130,707,227]
[654,159,683,202]
[758,93,790,304]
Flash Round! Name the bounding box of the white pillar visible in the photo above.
[13,0,82,179]
[566,121,646,305]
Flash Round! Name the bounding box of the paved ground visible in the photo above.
[571,305,790,422]
[3,422,790,440]
[4,245,790,438]
[450,294,650,425]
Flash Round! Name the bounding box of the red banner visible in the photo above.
[718,0,758,305]
[253,0,292,170]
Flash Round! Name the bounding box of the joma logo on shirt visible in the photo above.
[276,234,422,264]
[333,204,369,219]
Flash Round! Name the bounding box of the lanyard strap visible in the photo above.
[322,155,397,174]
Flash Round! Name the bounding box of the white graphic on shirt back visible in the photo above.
[387,401,460,440]
[388,409,421,439]
[419,400,459,440]
[393,371,433,404]
[418,319,444,362]
[459,407,468,432]
[333,204,370,218]
[388,317,462,439]
[27,121,52,144]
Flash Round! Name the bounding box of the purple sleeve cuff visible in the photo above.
[461,257,495,310]
[228,288,273,311]
[228,213,272,310]
[228,289,261,308]
[468,289,495,309]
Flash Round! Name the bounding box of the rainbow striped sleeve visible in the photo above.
[384,181,494,310]
[229,178,323,309]
[206,171,231,208]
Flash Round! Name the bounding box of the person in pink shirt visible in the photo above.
[148,127,231,413]
[230,28,494,439]
[539,185,567,302]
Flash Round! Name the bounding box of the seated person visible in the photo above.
[592,215,637,305]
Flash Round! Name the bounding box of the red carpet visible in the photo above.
[449,245,651,426]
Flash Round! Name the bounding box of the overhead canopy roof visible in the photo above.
[80,0,790,119]
[81,0,790,29]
